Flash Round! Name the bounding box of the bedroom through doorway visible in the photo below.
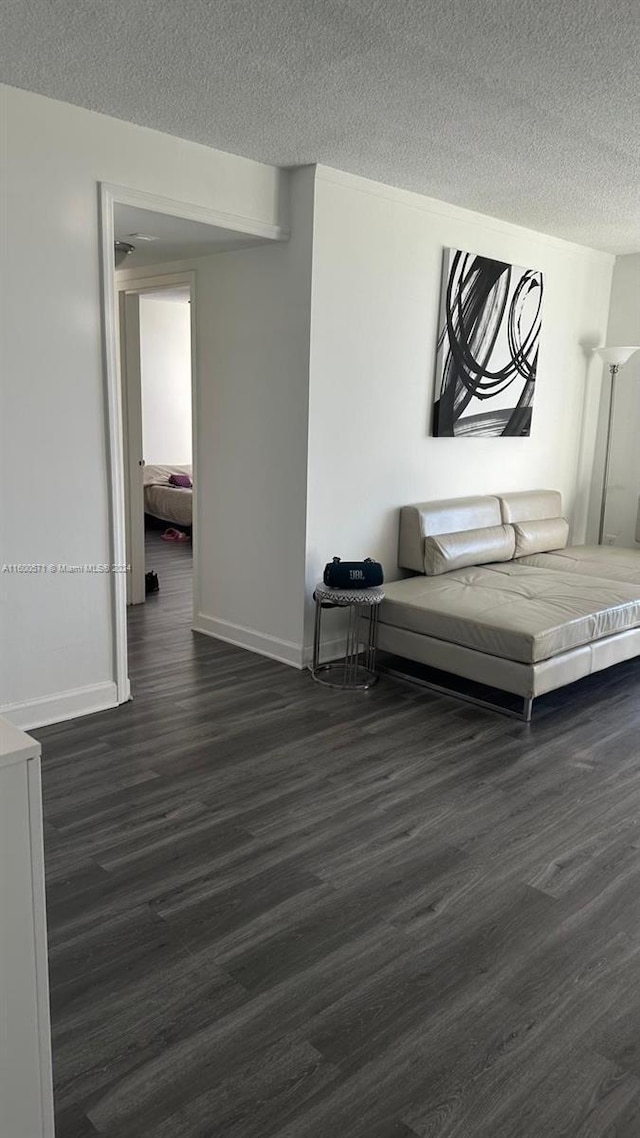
[115,250,197,701]
[138,286,193,610]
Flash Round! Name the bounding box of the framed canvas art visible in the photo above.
[433,248,544,437]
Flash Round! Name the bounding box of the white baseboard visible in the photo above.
[193,613,306,669]
[301,639,352,668]
[193,613,354,674]
[1,681,120,731]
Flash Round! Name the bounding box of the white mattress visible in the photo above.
[143,464,192,526]
[379,562,640,665]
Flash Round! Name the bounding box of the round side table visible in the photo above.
[311,581,385,690]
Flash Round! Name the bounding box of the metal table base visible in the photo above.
[311,585,383,691]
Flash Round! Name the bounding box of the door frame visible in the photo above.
[119,290,144,607]
[117,273,196,608]
[99,183,287,703]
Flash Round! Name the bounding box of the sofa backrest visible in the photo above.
[398,489,565,574]
[498,489,562,524]
[398,495,502,572]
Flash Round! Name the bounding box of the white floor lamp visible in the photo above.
[594,345,640,544]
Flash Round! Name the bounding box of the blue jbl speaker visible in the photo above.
[323,557,384,589]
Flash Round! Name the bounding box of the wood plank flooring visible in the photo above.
[34,528,640,1136]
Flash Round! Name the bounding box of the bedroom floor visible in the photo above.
[34,538,640,1137]
[136,524,193,653]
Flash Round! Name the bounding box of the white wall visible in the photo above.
[0,82,619,717]
[598,254,640,547]
[140,296,192,466]
[193,168,315,663]
[0,84,287,727]
[304,167,614,651]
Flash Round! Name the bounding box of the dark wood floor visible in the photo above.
[34,529,640,1137]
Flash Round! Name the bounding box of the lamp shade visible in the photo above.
[594,345,640,367]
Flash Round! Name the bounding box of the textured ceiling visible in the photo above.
[3,0,639,252]
[114,204,265,267]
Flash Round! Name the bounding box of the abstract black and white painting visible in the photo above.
[432,248,544,437]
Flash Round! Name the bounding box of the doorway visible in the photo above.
[117,277,195,615]
[99,183,285,702]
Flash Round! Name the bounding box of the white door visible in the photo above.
[119,292,146,605]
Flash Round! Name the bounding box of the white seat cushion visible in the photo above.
[379,562,640,664]
[518,545,640,586]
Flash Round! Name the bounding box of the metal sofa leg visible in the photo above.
[523,698,533,722]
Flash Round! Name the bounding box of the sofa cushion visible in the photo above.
[399,496,502,573]
[514,517,569,557]
[519,545,640,586]
[499,489,562,524]
[379,563,640,664]
[423,524,515,576]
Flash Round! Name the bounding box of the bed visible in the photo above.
[143,464,193,528]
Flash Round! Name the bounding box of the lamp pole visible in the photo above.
[593,347,640,546]
[598,362,619,545]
